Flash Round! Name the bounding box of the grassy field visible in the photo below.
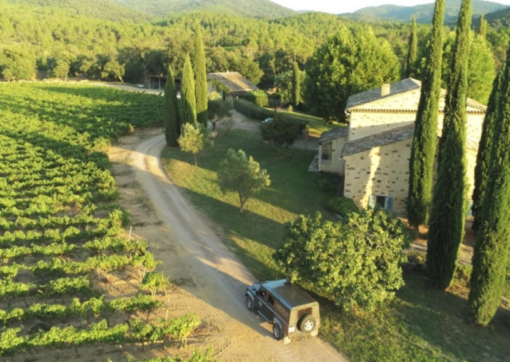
[162,130,337,278]
[162,128,510,362]
[265,108,343,137]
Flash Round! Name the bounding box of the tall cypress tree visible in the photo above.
[479,14,488,39]
[471,70,504,231]
[181,54,197,125]
[193,27,208,127]
[163,66,180,147]
[407,0,445,228]
[469,49,510,326]
[292,62,301,107]
[426,0,472,290]
[406,17,418,78]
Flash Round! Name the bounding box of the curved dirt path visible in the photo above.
[109,130,347,362]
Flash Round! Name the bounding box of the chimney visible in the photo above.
[381,84,391,97]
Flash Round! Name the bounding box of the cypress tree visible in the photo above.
[406,17,418,78]
[163,66,180,147]
[407,0,445,228]
[292,62,301,107]
[471,70,504,231]
[469,49,510,326]
[426,0,472,290]
[181,54,197,125]
[479,14,487,39]
[193,27,208,127]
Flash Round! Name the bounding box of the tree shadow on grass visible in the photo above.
[161,134,335,221]
[395,272,510,362]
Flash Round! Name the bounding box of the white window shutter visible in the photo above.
[369,196,376,209]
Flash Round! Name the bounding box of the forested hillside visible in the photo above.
[1,0,154,22]
[351,0,507,23]
[0,1,507,105]
[484,7,510,28]
[106,0,295,19]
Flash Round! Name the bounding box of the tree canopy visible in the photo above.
[303,27,400,122]
[275,210,409,313]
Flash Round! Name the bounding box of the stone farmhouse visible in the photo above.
[317,78,487,215]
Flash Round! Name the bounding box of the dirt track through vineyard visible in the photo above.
[108,128,348,362]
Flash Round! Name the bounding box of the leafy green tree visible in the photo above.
[472,71,504,231]
[163,66,181,147]
[469,50,510,326]
[427,0,472,290]
[181,54,197,125]
[303,27,400,122]
[274,69,304,104]
[467,35,496,104]
[51,59,70,80]
[275,210,409,313]
[102,59,125,82]
[0,47,36,81]
[407,0,445,228]
[291,62,301,107]
[406,17,418,78]
[260,114,300,149]
[442,31,496,104]
[218,149,270,213]
[479,14,488,39]
[207,98,233,132]
[178,122,212,166]
[193,28,208,127]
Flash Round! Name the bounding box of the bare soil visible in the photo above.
[105,128,348,362]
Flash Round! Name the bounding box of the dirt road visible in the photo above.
[108,129,347,362]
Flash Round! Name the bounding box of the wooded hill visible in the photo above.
[1,0,154,22]
[107,0,296,19]
[1,0,296,20]
[349,0,507,23]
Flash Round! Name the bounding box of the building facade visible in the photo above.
[318,78,486,215]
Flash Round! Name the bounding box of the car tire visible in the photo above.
[298,314,316,333]
[246,296,254,311]
[273,323,283,340]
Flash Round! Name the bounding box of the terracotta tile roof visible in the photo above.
[207,72,258,94]
[342,124,415,156]
[319,126,349,143]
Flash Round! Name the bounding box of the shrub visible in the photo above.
[234,98,274,120]
[327,197,359,219]
[242,90,269,107]
[234,99,307,135]
[275,210,410,313]
[260,114,300,148]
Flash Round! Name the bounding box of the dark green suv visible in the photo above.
[245,279,320,343]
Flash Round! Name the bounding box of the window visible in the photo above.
[369,195,393,211]
[268,295,275,305]
[321,142,333,162]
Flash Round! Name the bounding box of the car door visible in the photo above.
[256,287,275,321]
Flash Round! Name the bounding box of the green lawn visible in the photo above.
[162,130,336,278]
[264,108,343,137]
[162,129,510,362]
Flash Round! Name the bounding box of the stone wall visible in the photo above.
[343,140,412,215]
[320,136,348,176]
[343,139,479,215]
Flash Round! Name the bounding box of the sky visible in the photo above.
[269,0,510,14]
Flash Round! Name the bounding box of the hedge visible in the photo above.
[242,90,269,107]
[233,98,308,134]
